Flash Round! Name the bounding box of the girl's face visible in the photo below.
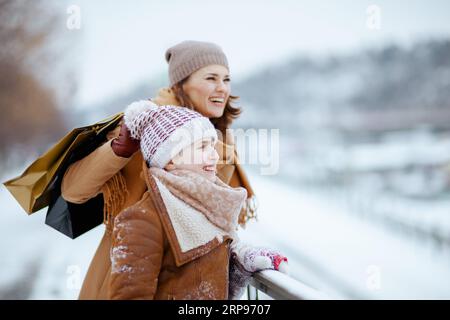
[182,64,231,118]
[165,137,220,181]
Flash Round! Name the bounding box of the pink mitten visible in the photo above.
[228,242,288,300]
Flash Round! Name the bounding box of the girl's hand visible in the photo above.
[231,242,289,274]
[228,241,289,299]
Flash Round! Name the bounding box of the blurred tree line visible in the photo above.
[0,0,76,173]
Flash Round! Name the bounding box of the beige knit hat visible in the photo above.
[165,40,229,86]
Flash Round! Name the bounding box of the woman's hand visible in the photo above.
[111,122,140,158]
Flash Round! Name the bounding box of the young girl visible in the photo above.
[109,100,288,300]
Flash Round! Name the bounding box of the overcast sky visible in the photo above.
[55,0,450,108]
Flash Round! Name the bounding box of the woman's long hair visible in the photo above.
[171,79,257,226]
[171,79,241,144]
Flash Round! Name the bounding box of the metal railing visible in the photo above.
[248,270,330,300]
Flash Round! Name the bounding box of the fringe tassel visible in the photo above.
[102,171,129,234]
[238,195,259,228]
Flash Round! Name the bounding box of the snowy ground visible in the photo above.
[1,168,449,300]
[239,171,450,299]
[0,167,103,299]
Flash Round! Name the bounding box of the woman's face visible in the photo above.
[182,64,231,118]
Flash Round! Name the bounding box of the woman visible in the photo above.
[61,40,257,299]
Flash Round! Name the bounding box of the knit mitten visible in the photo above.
[228,241,288,300]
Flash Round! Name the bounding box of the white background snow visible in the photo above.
[1,164,449,300]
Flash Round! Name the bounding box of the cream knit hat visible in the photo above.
[124,100,218,168]
[165,40,229,86]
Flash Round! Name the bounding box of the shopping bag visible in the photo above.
[3,112,123,238]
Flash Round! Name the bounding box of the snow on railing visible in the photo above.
[248,270,330,300]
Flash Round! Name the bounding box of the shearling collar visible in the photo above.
[142,162,243,267]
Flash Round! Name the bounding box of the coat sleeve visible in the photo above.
[61,122,131,204]
[109,200,164,300]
